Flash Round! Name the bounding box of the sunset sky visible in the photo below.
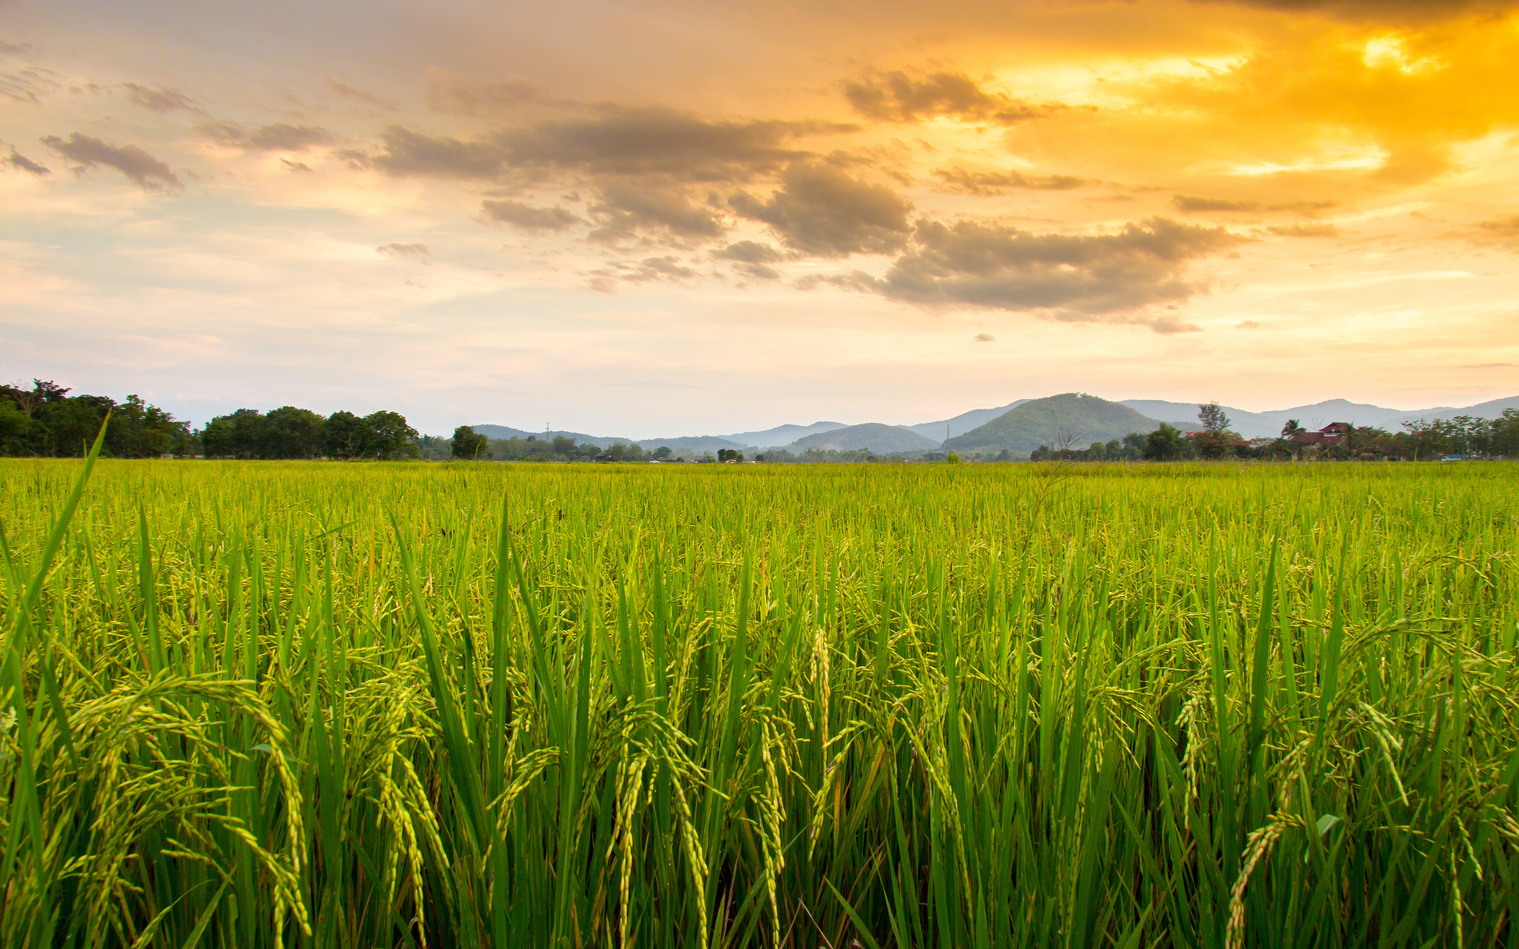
[3,0,1518,436]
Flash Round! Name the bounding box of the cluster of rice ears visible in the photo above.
[2,432,1516,947]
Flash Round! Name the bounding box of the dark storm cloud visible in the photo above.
[480,198,581,231]
[715,240,784,264]
[122,83,193,112]
[5,147,49,175]
[590,181,725,240]
[1173,195,1337,213]
[935,167,1086,194]
[370,108,848,182]
[200,123,334,151]
[41,133,179,190]
[731,162,913,257]
[860,217,1242,324]
[844,70,1062,125]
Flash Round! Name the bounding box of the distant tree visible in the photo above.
[1198,401,1230,435]
[551,435,577,456]
[356,411,419,460]
[1188,402,1242,459]
[261,406,325,459]
[1144,423,1187,461]
[717,448,744,462]
[322,411,362,458]
[1492,409,1519,457]
[0,399,32,454]
[1087,440,1107,460]
[451,425,489,459]
[1280,419,1305,440]
[651,446,673,460]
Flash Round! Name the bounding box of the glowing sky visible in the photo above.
[3,0,1518,435]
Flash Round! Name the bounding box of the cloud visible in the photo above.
[377,243,430,257]
[370,126,505,178]
[844,70,1061,125]
[865,217,1242,324]
[425,68,540,114]
[371,108,847,182]
[121,83,193,112]
[935,168,1085,194]
[594,256,699,284]
[41,133,180,190]
[1189,0,1516,19]
[1265,223,1341,237]
[281,158,312,173]
[974,333,995,342]
[1173,195,1259,212]
[732,161,913,257]
[1238,320,1262,329]
[325,77,396,109]
[500,108,845,180]
[735,262,782,280]
[1478,215,1519,242]
[715,240,783,264]
[200,123,334,151]
[590,181,724,240]
[480,198,581,231]
[1173,195,1338,213]
[2,63,61,103]
[4,147,48,175]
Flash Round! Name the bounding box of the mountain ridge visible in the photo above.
[470,394,1517,451]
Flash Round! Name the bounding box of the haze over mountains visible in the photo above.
[473,393,1519,457]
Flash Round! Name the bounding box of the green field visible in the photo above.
[2,453,1516,948]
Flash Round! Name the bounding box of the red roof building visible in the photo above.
[1291,422,1351,446]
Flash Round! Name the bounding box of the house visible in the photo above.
[1291,422,1351,447]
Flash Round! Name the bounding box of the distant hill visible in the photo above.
[472,424,632,449]
[723,421,847,447]
[1119,396,1519,439]
[945,393,1163,455]
[789,423,940,454]
[905,400,1030,441]
[637,435,749,452]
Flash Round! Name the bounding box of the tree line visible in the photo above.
[0,380,194,457]
[200,407,418,459]
[0,379,421,460]
[1028,403,1519,462]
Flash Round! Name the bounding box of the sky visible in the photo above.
[3,0,1519,437]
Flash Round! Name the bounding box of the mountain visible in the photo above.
[1120,396,1519,439]
[722,421,848,447]
[946,393,1163,455]
[472,424,632,449]
[636,435,749,452]
[905,400,1031,441]
[789,423,940,454]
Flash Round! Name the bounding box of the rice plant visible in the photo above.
[1,446,1515,947]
